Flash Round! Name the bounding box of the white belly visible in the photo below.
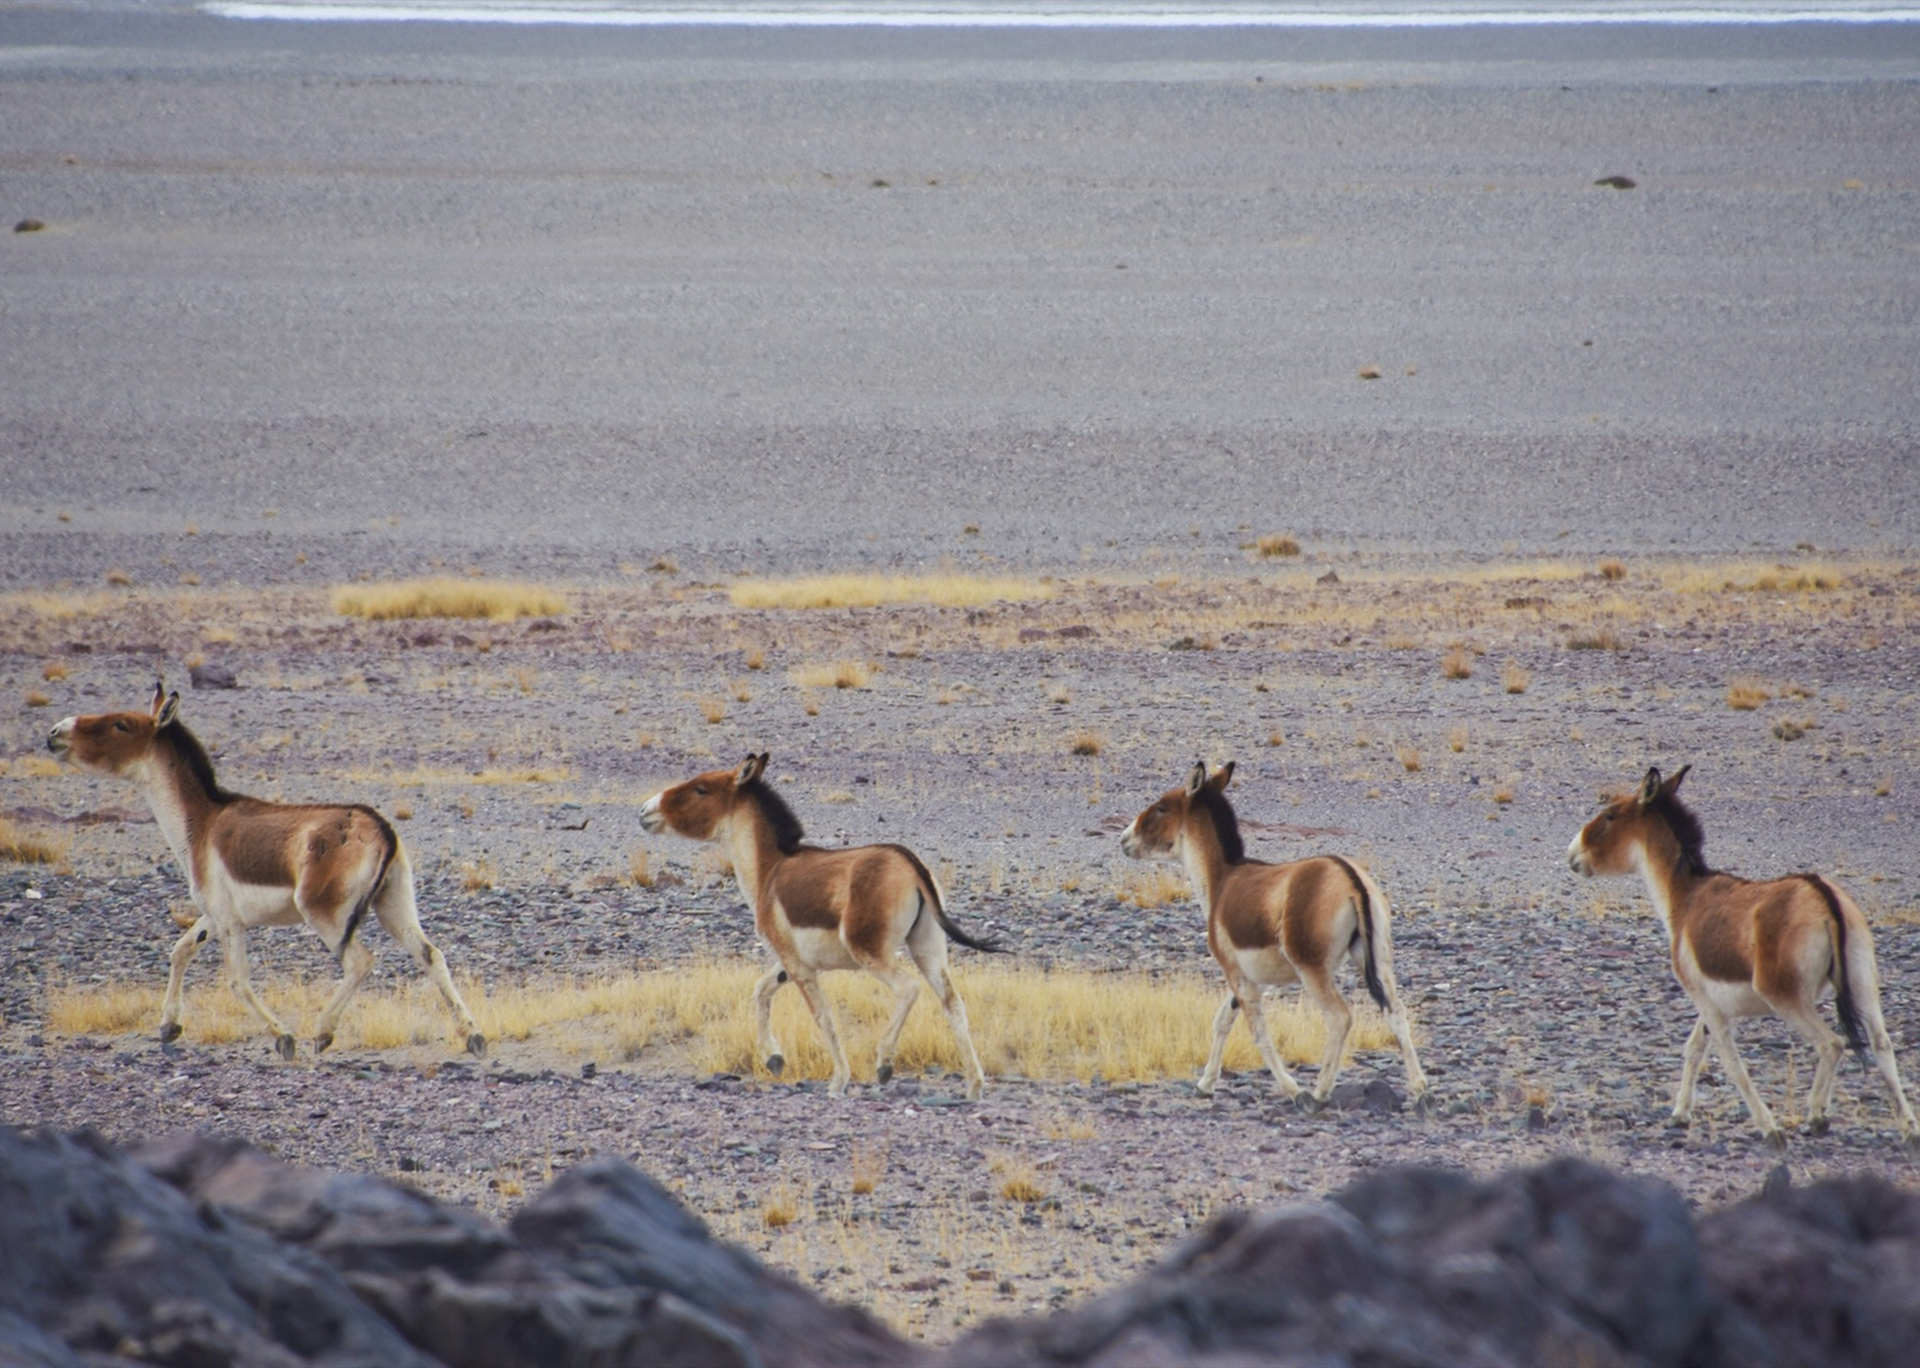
[790,925,860,972]
[1232,946,1298,990]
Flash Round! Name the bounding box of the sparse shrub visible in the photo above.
[743,646,766,670]
[790,660,873,690]
[1396,745,1422,773]
[1502,663,1531,695]
[628,848,656,887]
[1598,559,1627,580]
[1069,732,1104,757]
[460,858,497,891]
[1727,677,1772,711]
[105,569,133,587]
[1255,533,1301,559]
[1441,649,1473,680]
[1492,784,1516,805]
[42,661,71,682]
[1567,628,1624,651]
[700,698,727,724]
[24,689,51,708]
[1449,726,1469,753]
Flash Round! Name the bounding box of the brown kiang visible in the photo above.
[49,682,485,1060]
[1570,764,1917,1148]
[642,752,999,1098]
[1122,760,1427,1106]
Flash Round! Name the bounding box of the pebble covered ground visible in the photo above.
[3,557,1918,1338]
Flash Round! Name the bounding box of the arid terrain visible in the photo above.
[3,556,1917,1340]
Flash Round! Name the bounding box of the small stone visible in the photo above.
[14,218,46,233]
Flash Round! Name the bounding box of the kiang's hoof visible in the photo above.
[1296,1092,1327,1114]
[313,1032,334,1055]
[158,1022,183,1045]
[876,1062,894,1085]
[274,1033,298,1061]
[466,1032,488,1059]
[1665,1113,1691,1130]
[765,1053,785,1077]
[1763,1130,1788,1154]
[1805,1116,1831,1138]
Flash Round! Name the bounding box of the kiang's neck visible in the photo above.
[132,744,215,876]
[1180,820,1228,909]
[724,809,785,905]
[1633,828,1699,931]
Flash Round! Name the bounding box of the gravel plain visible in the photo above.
[4,1,1920,1342]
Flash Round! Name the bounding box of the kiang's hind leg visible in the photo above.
[1298,964,1354,1105]
[1349,927,1428,1098]
[312,929,376,1056]
[1769,996,1845,1135]
[1696,1001,1783,1145]
[906,909,986,1099]
[1230,970,1304,1102]
[867,953,922,1087]
[370,850,485,1056]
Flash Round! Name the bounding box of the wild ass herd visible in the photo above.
[47,681,1920,1150]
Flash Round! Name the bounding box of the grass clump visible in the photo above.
[1254,533,1301,559]
[331,578,569,623]
[789,660,874,690]
[0,816,70,865]
[730,573,1054,611]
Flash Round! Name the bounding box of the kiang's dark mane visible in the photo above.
[1652,791,1713,876]
[160,719,243,805]
[1194,783,1247,865]
[741,778,807,855]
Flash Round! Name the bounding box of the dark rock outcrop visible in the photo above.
[5,1124,1920,1368]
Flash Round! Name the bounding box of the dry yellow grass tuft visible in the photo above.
[789,660,874,691]
[1567,628,1624,652]
[1114,864,1190,909]
[47,959,1405,1090]
[730,573,1054,611]
[460,858,497,891]
[24,689,51,708]
[1598,559,1627,581]
[1449,726,1469,753]
[331,578,569,622]
[1441,648,1473,680]
[1254,533,1301,559]
[1396,745,1422,773]
[1667,561,1846,594]
[1069,731,1104,757]
[0,817,70,865]
[1502,663,1531,695]
[41,661,71,682]
[627,848,657,888]
[1726,677,1772,711]
[699,698,727,725]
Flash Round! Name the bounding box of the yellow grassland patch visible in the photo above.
[0,816,71,865]
[730,573,1055,611]
[330,578,570,622]
[45,961,1401,1084]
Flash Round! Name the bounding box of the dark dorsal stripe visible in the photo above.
[740,778,806,855]
[1652,791,1713,876]
[161,720,244,805]
[1194,784,1246,865]
[1803,875,1867,1053]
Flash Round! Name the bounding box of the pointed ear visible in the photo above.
[1637,767,1662,807]
[1186,761,1209,796]
[1208,760,1237,792]
[149,679,166,716]
[737,753,767,785]
[156,691,181,729]
[1662,764,1691,798]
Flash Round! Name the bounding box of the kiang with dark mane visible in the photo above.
[1570,764,1916,1148]
[49,682,485,1060]
[1122,760,1426,1106]
[642,752,1000,1098]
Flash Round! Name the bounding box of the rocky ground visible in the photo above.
[2,556,1917,1341]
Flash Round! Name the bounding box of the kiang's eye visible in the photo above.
[113,720,130,732]
[694,785,708,796]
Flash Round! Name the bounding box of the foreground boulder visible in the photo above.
[4,1125,1919,1368]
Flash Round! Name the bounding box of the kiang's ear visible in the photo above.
[156,691,182,729]
[737,753,767,785]
[1185,760,1209,796]
[1637,767,1662,807]
[1209,760,1237,792]
[149,678,167,716]
[1662,764,1691,798]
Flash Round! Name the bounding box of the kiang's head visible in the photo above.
[1568,764,1691,877]
[641,752,769,841]
[48,681,181,781]
[1122,760,1235,861]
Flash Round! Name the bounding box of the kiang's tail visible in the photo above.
[901,847,1004,953]
[1330,855,1389,1010]
[1806,875,1869,1055]
[337,808,399,963]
